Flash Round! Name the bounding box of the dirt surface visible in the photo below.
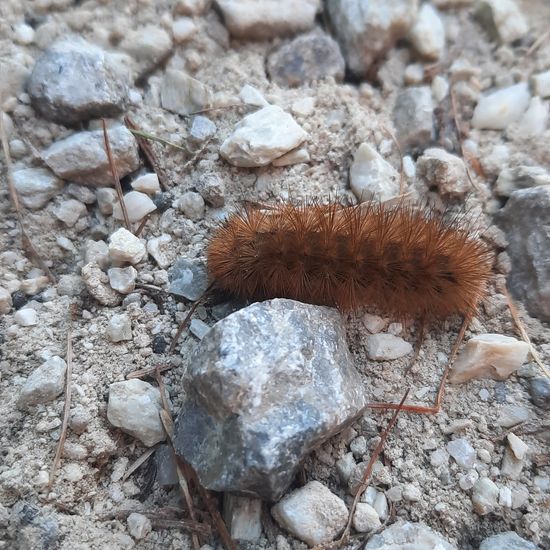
[1,1,550,549]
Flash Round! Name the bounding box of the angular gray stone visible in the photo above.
[327,0,418,77]
[416,148,470,198]
[495,165,550,197]
[497,186,550,321]
[169,259,209,301]
[173,299,367,500]
[267,32,345,87]
[195,173,225,207]
[28,38,128,125]
[189,115,217,144]
[216,0,319,40]
[43,125,140,186]
[393,86,434,150]
[18,356,67,408]
[530,377,550,410]
[160,69,212,116]
[365,520,456,549]
[12,168,64,210]
[479,531,537,550]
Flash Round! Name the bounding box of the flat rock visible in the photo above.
[113,191,157,223]
[349,143,399,202]
[169,259,209,301]
[43,125,140,186]
[393,86,434,150]
[365,334,412,361]
[216,0,319,40]
[107,379,166,447]
[365,520,457,549]
[479,531,537,550]
[160,69,212,116]
[220,105,307,167]
[497,186,550,321]
[472,83,531,130]
[12,168,64,210]
[195,173,225,207]
[53,199,87,227]
[471,477,499,515]
[119,25,173,66]
[495,165,550,197]
[416,148,470,198]
[173,299,368,500]
[450,334,530,383]
[18,356,67,408]
[271,481,348,546]
[267,32,345,87]
[109,228,147,265]
[131,173,161,195]
[28,37,128,125]
[108,266,137,294]
[529,377,550,410]
[447,438,476,469]
[327,0,418,77]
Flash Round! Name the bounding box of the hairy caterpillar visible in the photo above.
[207,201,493,322]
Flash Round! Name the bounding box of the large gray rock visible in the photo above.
[326,0,418,77]
[365,520,457,549]
[43,125,139,186]
[497,186,550,321]
[479,531,537,550]
[28,38,129,125]
[173,299,367,500]
[267,32,345,88]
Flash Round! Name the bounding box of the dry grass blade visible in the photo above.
[525,29,550,57]
[124,116,168,191]
[1,110,56,284]
[135,212,151,237]
[102,119,131,231]
[504,287,550,378]
[126,363,173,379]
[122,447,156,481]
[48,313,74,490]
[127,127,187,152]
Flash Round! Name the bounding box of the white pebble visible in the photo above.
[507,433,528,460]
[190,318,211,340]
[472,478,498,515]
[113,191,157,223]
[127,512,152,540]
[515,97,548,138]
[363,313,386,334]
[499,486,512,508]
[107,313,132,342]
[476,0,528,44]
[108,266,137,294]
[402,483,421,502]
[352,503,381,533]
[109,228,146,265]
[531,70,550,98]
[409,4,445,61]
[472,83,531,130]
[373,493,388,521]
[272,147,310,167]
[404,64,424,85]
[447,438,476,469]
[177,191,205,220]
[14,308,38,326]
[147,234,172,268]
[291,97,315,117]
[432,75,449,102]
[458,469,479,490]
[14,23,35,45]
[172,17,197,43]
[131,173,161,195]
[239,84,269,107]
[53,199,87,227]
[365,333,412,361]
[450,334,530,383]
[350,143,399,203]
[96,188,118,215]
[0,287,12,314]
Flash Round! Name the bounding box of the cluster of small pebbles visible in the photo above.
[1,0,549,549]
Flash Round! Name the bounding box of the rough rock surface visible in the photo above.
[479,531,537,550]
[12,168,64,210]
[416,148,470,198]
[28,38,128,125]
[365,520,457,549]
[43,125,140,186]
[497,186,550,321]
[17,356,67,409]
[393,86,434,150]
[173,299,367,500]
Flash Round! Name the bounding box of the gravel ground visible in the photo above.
[1,1,549,549]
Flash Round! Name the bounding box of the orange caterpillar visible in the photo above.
[207,202,493,322]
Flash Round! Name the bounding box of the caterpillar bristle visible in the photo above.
[207,201,493,322]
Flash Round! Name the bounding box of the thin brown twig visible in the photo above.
[504,287,550,378]
[0,111,56,284]
[126,363,173,379]
[102,119,131,231]
[122,447,156,481]
[48,312,74,490]
[525,29,550,57]
[185,103,243,117]
[135,213,151,237]
[125,116,168,191]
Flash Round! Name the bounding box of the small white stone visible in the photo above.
[350,143,399,202]
[430,448,449,467]
[160,69,212,116]
[450,334,530,383]
[107,313,132,342]
[291,97,315,117]
[177,191,205,220]
[119,25,173,65]
[12,168,64,210]
[404,63,425,85]
[472,83,531,130]
[498,486,512,508]
[352,503,381,533]
[385,486,403,503]
[515,97,548,138]
[507,433,528,460]
[458,469,479,491]
[113,191,157,223]
[81,262,122,306]
[531,70,550,98]
[432,75,449,102]
[20,276,49,295]
[53,199,87,227]
[108,266,137,294]
[0,287,12,314]
[96,188,118,215]
[336,452,355,483]
[109,228,146,265]
[373,493,388,521]
[417,148,470,198]
[174,0,210,16]
[239,84,269,107]
[365,333,412,361]
[107,379,166,446]
[402,483,421,502]
[14,308,38,326]
[363,313,386,334]
[131,173,161,195]
[14,23,35,45]
[402,155,416,179]
[172,17,197,43]
[476,0,528,44]
[447,438,476,469]
[272,147,310,166]
[220,105,307,167]
[127,512,152,540]
[147,234,173,268]
[499,405,530,428]
[63,463,83,482]
[271,481,348,546]
[472,478,498,515]
[18,356,67,408]
[189,318,211,340]
[387,322,402,336]
[409,4,445,61]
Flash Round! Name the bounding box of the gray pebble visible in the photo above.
[189,116,216,144]
[529,377,550,410]
[18,356,67,408]
[169,259,209,301]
